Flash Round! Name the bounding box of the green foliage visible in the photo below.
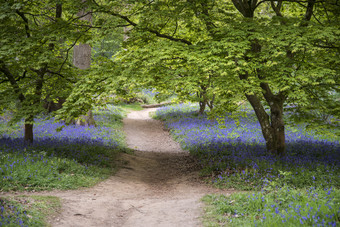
[0,0,89,126]
[213,159,340,191]
[92,29,123,59]
[89,0,340,154]
[93,105,125,128]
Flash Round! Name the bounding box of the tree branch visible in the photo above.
[58,27,92,73]
[46,70,76,83]
[99,10,193,45]
[17,70,27,82]
[0,61,25,102]
[56,3,62,18]
[304,0,316,21]
[270,0,283,17]
[16,10,31,38]
[231,0,258,17]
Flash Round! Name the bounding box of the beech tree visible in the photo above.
[90,0,339,155]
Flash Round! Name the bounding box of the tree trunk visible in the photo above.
[199,100,206,114]
[198,85,213,114]
[24,117,33,144]
[73,0,96,126]
[231,0,286,155]
[245,93,286,156]
[198,87,207,114]
[76,110,97,126]
[269,102,285,155]
[207,94,215,111]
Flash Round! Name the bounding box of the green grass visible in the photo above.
[0,151,115,192]
[202,187,339,227]
[0,195,61,226]
[117,103,144,112]
[93,105,125,129]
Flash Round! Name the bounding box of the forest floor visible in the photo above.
[7,108,234,227]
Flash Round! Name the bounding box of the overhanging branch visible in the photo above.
[16,10,31,38]
[98,9,193,45]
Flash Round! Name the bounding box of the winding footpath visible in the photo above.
[24,109,233,226]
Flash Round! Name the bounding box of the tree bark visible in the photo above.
[24,117,34,144]
[198,86,208,114]
[199,100,206,114]
[0,61,35,143]
[245,93,286,156]
[239,70,286,155]
[198,84,215,114]
[231,0,258,18]
[304,0,316,21]
[74,1,92,70]
[270,102,285,155]
[260,81,286,155]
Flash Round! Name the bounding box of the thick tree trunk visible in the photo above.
[260,82,286,155]
[231,0,257,18]
[207,94,215,111]
[245,93,286,156]
[199,100,206,114]
[24,117,33,144]
[232,0,294,156]
[232,0,286,155]
[198,87,207,114]
[269,103,285,155]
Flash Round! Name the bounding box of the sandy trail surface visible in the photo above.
[6,108,233,226]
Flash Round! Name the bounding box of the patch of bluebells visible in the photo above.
[4,117,123,148]
[1,198,31,227]
[0,105,125,186]
[0,123,119,167]
[155,104,340,190]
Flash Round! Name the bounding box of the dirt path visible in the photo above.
[10,109,233,226]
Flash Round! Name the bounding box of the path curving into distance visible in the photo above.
[15,108,233,227]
